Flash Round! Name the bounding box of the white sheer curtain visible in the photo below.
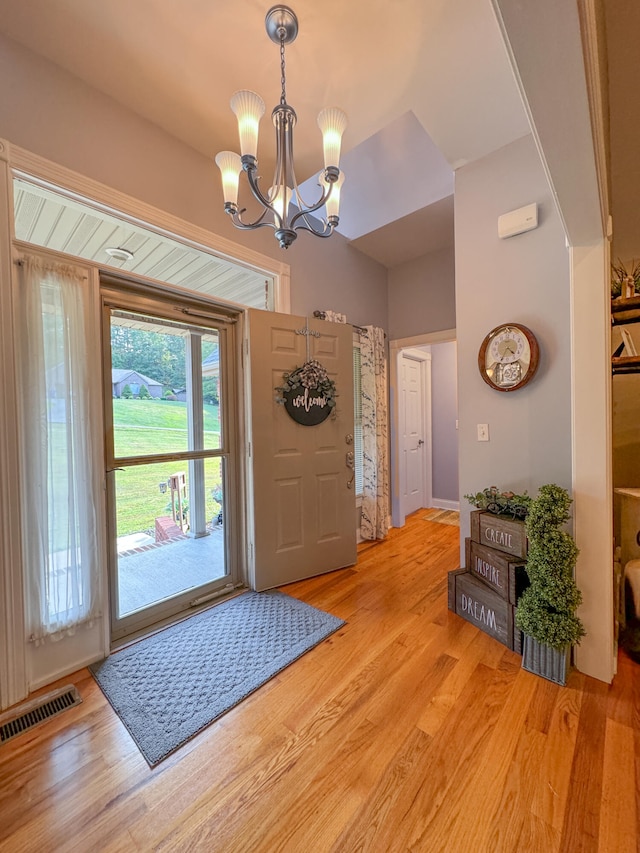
[359,326,389,540]
[17,254,100,643]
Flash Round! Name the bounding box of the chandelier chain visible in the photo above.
[280,35,287,105]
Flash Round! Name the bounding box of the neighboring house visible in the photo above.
[202,348,219,379]
[111,368,162,399]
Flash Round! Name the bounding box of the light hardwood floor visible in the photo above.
[0,512,637,852]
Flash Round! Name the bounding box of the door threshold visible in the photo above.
[110,584,248,653]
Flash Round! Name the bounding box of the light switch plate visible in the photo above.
[477,423,489,441]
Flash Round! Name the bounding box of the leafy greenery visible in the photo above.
[111,324,218,390]
[515,484,586,650]
[121,383,133,399]
[464,485,531,519]
[203,378,219,405]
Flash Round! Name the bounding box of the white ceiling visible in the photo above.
[0,0,531,266]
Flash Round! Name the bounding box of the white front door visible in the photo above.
[248,309,357,590]
[401,351,429,517]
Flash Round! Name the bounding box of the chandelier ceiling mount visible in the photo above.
[265,5,298,46]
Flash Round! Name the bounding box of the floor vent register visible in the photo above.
[0,684,82,744]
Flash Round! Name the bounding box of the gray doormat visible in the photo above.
[90,591,344,766]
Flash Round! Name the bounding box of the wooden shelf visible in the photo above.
[611,296,640,326]
[612,299,640,372]
[612,355,640,375]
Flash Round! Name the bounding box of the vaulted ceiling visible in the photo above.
[0,0,532,266]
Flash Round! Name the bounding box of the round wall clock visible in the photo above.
[478,323,540,392]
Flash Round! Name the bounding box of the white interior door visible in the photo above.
[248,309,357,590]
[400,351,430,516]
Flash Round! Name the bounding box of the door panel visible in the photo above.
[249,309,357,590]
[276,478,304,551]
[402,354,425,515]
[317,473,341,540]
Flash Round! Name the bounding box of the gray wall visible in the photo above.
[455,134,572,554]
[0,33,388,329]
[387,246,455,340]
[431,341,458,504]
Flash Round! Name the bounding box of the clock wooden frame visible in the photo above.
[478,323,540,392]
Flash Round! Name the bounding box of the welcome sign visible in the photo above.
[283,386,332,425]
[275,359,337,427]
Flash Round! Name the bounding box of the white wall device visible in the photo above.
[498,203,538,239]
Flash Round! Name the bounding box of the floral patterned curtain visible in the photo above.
[316,309,347,324]
[359,326,389,540]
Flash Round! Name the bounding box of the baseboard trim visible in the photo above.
[28,651,104,693]
[431,499,460,511]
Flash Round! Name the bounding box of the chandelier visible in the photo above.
[215,5,347,250]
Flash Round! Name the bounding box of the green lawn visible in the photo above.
[112,398,220,431]
[111,399,223,536]
[114,457,222,539]
[46,400,223,544]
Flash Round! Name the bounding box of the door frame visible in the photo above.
[100,274,244,643]
[390,329,456,528]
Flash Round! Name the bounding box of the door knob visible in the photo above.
[346,451,354,468]
[417,439,424,446]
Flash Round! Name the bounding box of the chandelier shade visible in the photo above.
[215,5,347,249]
[324,172,345,221]
[230,90,265,158]
[214,151,242,207]
[317,108,348,171]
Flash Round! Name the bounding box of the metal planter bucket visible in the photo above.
[521,634,570,685]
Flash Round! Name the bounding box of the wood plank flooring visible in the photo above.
[0,512,637,852]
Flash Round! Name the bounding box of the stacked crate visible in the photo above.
[448,511,530,653]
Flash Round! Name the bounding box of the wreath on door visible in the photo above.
[275,359,337,425]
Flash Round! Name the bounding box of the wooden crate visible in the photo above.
[448,569,517,651]
[470,510,527,559]
[465,538,529,605]
[513,607,522,654]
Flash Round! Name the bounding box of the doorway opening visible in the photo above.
[102,286,241,643]
[390,331,458,528]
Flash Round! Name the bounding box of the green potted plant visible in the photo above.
[464,485,531,519]
[515,484,585,685]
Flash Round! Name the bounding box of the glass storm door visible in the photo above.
[102,291,238,642]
